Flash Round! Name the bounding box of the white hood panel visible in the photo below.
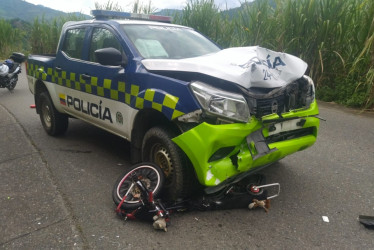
[141,46,308,89]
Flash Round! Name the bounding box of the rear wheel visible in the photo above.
[6,75,17,91]
[142,126,196,200]
[39,92,68,136]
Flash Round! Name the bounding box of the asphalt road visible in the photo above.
[1,65,373,249]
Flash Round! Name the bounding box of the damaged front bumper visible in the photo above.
[173,100,319,186]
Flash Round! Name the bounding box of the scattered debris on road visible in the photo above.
[322,216,329,223]
[359,215,374,229]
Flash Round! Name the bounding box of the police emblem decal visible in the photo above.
[116,112,123,125]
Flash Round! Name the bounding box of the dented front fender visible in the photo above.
[173,121,261,186]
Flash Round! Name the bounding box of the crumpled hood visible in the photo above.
[141,46,308,89]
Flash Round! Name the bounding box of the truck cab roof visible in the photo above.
[63,9,187,29]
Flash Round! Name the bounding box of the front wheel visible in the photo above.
[39,92,68,136]
[112,163,164,210]
[142,126,196,201]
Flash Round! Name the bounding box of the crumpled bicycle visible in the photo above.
[112,162,280,231]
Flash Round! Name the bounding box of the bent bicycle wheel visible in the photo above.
[112,162,164,210]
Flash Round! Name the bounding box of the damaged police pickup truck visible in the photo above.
[27,10,319,200]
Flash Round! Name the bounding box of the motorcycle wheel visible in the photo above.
[6,75,18,91]
[39,92,69,135]
[113,162,164,210]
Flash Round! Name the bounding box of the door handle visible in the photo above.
[81,74,91,80]
[55,66,62,72]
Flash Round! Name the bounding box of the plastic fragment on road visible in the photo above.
[322,216,329,223]
[359,215,374,229]
[30,104,36,108]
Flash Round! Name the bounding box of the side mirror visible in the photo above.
[95,47,127,67]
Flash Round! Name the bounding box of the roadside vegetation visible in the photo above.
[0,0,372,109]
[29,15,87,55]
[0,19,24,58]
[175,0,374,109]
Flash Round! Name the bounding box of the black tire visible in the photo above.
[6,75,17,91]
[142,126,195,200]
[39,92,68,136]
[112,163,164,210]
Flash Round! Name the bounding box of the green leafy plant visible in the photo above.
[30,14,87,54]
[3,0,371,109]
[173,0,374,109]
[94,0,123,11]
[0,19,23,58]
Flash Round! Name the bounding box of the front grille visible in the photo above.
[255,94,285,117]
[245,77,313,118]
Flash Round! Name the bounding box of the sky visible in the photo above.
[25,0,242,15]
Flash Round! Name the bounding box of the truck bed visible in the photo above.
[28,54,56,64]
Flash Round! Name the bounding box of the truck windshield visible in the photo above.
[121,24,220,59]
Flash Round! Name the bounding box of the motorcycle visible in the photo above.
[0,52,25,91]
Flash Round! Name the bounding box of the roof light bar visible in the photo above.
[91,10,172,23]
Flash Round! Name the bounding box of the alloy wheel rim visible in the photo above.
[42,104,52,128]
[152,144,173,179]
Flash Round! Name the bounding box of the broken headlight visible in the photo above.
[302,75,315,108]
[190,81,250,123]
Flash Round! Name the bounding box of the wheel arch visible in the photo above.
[130,108,181,163]
[34,79,48,114]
